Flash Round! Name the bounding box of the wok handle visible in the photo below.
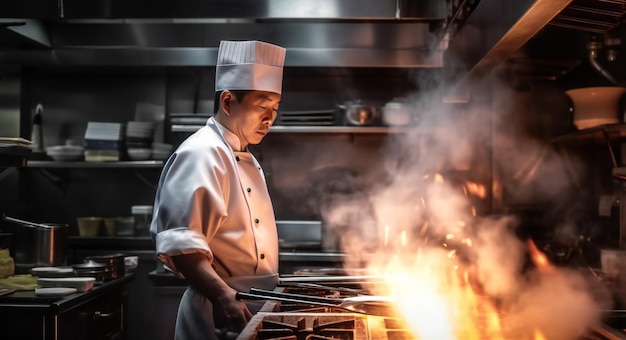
[235,291,338,307]
[249,287,343,304]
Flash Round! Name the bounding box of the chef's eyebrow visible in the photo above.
[259,94,281,104]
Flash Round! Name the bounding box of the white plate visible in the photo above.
[31,267,74,278]
[37,277,96,292]
[35,287,77,297]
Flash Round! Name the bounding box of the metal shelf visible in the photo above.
[172,125,416,134]
[26,160,164,168]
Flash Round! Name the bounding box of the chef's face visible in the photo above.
[226,90,280,146]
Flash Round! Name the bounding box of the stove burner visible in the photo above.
[252,314,365,340]
[383,318,414,340]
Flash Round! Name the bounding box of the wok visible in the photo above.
[236,287,397,316]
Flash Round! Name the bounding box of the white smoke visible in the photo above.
[327,64,612,338]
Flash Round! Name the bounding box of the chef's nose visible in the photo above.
[263,112,276,126]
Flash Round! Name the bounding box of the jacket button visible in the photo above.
[236,156,240,161]
[254,218,259,224]
[247,187,251,192]
[260,254,265,259]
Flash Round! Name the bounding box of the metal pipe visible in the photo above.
[588,41,624,86]
[57,0,64,20]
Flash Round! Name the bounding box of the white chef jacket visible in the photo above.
[150,117,279,340]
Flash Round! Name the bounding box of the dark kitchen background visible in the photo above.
[1,1,626,339]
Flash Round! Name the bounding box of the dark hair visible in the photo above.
[213,90,251,114]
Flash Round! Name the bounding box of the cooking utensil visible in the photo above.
[1,214,67,272]
[85,254,126,280]
[237,288,397,316]
[2,214,58,229]
[0,288,15,298]
[382,101,412,126]
[73,260,110,281]
[278,275,385,284]
[337,101,380,126]
[277,281,369,295]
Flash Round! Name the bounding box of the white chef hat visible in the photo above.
[215,40,286,95]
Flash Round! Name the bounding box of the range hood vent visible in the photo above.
[0,0,447,68]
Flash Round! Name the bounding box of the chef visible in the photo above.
[150,40,286,340]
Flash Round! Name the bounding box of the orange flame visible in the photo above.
[465,181,487,199]
[534,329,547,340]
[527,239,554,274]
[434,173,444,184]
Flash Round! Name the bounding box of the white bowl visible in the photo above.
[37,277,96,292]
[151,151,171,160]
[127,148,152,160]
[382,102,413,126]
[566,86,626,130]
[47,145,84,153]
[46,145,84,161]
[152,142,173,152]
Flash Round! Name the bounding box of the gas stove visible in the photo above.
[238,285,626,340]
[239,312,413,340]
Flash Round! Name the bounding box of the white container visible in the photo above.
[382,101,412,126]
[116,216,135,236]
[132,205,153,237]
[601,248,626,282]
[566,86,626,130]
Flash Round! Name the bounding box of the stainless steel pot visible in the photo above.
[337,101,380,126]
[1,214,67,273]
[85,253,126,279]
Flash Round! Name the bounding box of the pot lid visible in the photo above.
[72,260,106,270]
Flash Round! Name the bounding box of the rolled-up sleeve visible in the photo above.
[150,129,231,275]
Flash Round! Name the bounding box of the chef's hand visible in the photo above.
[214,289,253,333]
[170,253,253,333]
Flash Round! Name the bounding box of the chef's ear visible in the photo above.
[221,91,233,116]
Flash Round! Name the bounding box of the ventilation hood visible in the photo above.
[1,0,625,91]
[0,0,446,68]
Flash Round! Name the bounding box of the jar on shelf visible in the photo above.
[132,205,153,237]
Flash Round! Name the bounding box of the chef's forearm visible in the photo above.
[171,252,234,303]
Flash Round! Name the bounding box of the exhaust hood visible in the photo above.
[0,0,446,68]
[1,0,625,91]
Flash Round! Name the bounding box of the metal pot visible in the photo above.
[85,253,126,279]
[73,260,111,281]
[337,101,380,126]
[1,214,67,273]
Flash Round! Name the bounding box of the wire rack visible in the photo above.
[549,0,626,33]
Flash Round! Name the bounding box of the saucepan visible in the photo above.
[1,214,67,272]
[236,287,398,316]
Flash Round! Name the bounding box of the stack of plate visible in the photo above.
[84,122,124,162]
[126,121,155,160]
[31,266,74,278]
[36,277,96,292]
